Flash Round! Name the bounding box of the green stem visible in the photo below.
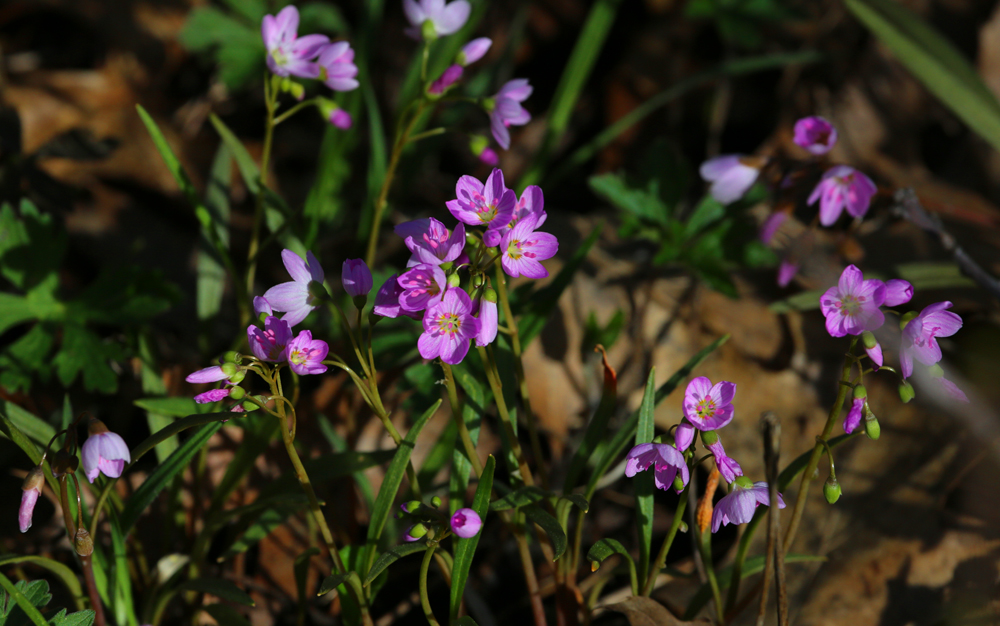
[246,74,278,299]
[698,530,724,624]
[441,362,484,477]
[781,338,857,553]
[419,546,441,626]
[642,491,688,596]
[273,98,318,125]
[494,266,548,490]
[479,346,534,487]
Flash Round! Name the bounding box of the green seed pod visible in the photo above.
[484,287,498,303]
[222,351,242,364]
[75,528,94,557]
[229,386,246,401]
[864,412,881,441]
[447,273,461,289]
[402,500,423,514]
[853,384,867,400]
[221,362,238,378]
[861,331,878,350]
[672,474,685,491]
[898,381,915,404]
[823,477,842,504]
[466,232,480,248]
[227,369,246,385]
[701,430,719,446]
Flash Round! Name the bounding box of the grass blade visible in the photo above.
[633,368,657,584]
[450,455,495,621]
[363,541,428,586]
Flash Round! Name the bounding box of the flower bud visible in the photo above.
[420,19,438,41]
[401,500,423,514]
[733,476,754,489]
[430,496,443,508]
[700,430,719,446]
[861,331,877,350]
[75,528,94,557]
[450,508,482,538]
[823,477,841,504]
[672,474,685,492]
[228,386,246,401]
[408,522,428,539]
[288,81,305,101]
[227,369,247,385]
[447,273,461,289]
[471,274,484,288]
[221,362,238,378]
[898,381,915,404]
[222,351,242,364]
[19,466,45,533]
[483,287,498,303]
[900,311,918,330]
[852,384,867,400]
[864,409,880,441]
[308,280,330,303]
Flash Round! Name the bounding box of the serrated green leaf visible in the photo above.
[363,541,428,586]
[523,504,567,561]
[219,0,265,23]
[683,196,726,238]
[47,609,95,626]
[0,202,65,292]
[0,557,83,608]
[450,455,495,622]
[52,325,120,393]
[0,575,49,626]
[0,293,35,337]
[178,579,254,607]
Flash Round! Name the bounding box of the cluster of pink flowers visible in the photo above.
[820,264,967,413]
[373,168,557,365]
[625,376,784,532]
[262,6,358,128]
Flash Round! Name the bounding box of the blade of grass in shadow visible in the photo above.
[633,369,657,585]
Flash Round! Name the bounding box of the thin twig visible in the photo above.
[758,413,787,626]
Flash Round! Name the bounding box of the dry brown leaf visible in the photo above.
[605,596,706,626]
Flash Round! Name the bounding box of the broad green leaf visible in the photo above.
[0,575,49,626]
[450,455,495,622]
[523,504,567,561]
[633,369,657,583]
[363,541,428,586]
[362,400,442,574]
[202,604,250,626]
[220,0,265,23]
[588,173,670,225]
[0,293,35,336]
[178,579,254,607]
[683,196,726,238]
[0,556,83,608]
[845,0,1000,153]
[52,324,121,394]
[47,610,95,626]
[179,8,265,89]
[0,202,66,291]
[119,422,224,534]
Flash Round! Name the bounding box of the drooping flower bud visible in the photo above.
[861,331,877,350]
[823,476,842,504]
[674,421,695,452]
[700,429,719,446]
[864,404,880,441]
[408,522,428,539]
[898,381,915,403]
[447,273,461,289]
[450,508,482,538]
[19,466,45,533]
[75,527,94,557]
[458,38,491,66]
[342,258,373,308]
[853,385,867,400]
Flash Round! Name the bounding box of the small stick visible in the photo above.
[757,413,787,626]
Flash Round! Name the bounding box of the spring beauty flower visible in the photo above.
[19,466,44,533]
[475,291,498,347]
[900,302,962,378]
[674,421,695,452]
[705,437,743,484]
[263,249,327,327]
[194,388,232,404]
[489,80,532,150]
[500,214,559,279]
[711,479,785,532]
[450,508,483,538]
[373,274,418,319]
[625,443,690,491]
[81,419,131,483]
[759,212,787,244]
[287,330,329,375]
[342,259,373,297]
[793,116,838,155]
[262,6,330,79]
[398,264,447,312]
[446,169,516,245]
[699,155,760,204]
[459,38,491,65]
[429,64,464,95]
[329,108,352,129]
[884,279,914,307]
[808,165,878,226]
[186,365,229,384]
[403,0,471,39]
[248,316,294,362]
[396,218,466,266]
[844,395,865,434]
[509,185,547,231]
[317,41,359,92]
[418,288,481,365]
[819,265,887,338]
[254,296,273,318]
[682,376,737,431]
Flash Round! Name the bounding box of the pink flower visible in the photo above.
[509,185,547,231]
[843,396,864,434]
[459,38,491,65]
[819,265,887,337]
[500,214,558,279]
[777,258,799,287]
[19,467,44,533]
[474,297,498,347]
[395,218,466,266]
[186,366,229,384]
[248,316,294,362]
[195,388,231,404]
[446,169,516,245]
[699,155,759,204]
[625,443,689,491]
[711,480,784,533]
[403,0,471,39]
[329,108,352,129]
[900,302,962,378]
[398,264,447,312]
[317,41,359,92]
[81,420,131,483]
[429,64,463,95]
[418,288,481,365]
[705,438,743,484]
[865,340,883,368]
[254,296,273,318]
[479,147,498,165]
[793,116,838,155]
[808,165,877,226]
[935,376,969,403]
[759,212,787,244]
[489,80,532,150]
[373,274,417,319]
[263,249,326,327]
[450,508,483,538]
[261,6,330,79]
[682,376,736,431]
[342,259,373,297]
[674,421,695,452]
[884,279,913,307]
[287,330,329,375]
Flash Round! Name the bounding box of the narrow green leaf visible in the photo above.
[0,556,83,609]
[202,604,251,626]
[561,494,589,513]
[3,402,56,446]
[453,617,479,626]
[0,573,49,626]
[208,413,279,519]
[363,541,428,586]
[197,142,232,322]
[633,368,657,584]
[0,409,59,496]
[219,498,308,561]
[208,114,260,195]
[316,573,350,597]
[489,486,549,511]
[178,579,254,607]
[450,455,495,622]
[563,357,617,493]
[523,504,567,561]
[136,105,200,206]
[132,398,207,418]
[119,421,224,534]
[129,411,242,465]
[587,538,638,595]
[845,0,1000,153]
[109,511,137,626]
[362,400,442,573]
[294,548,320,603]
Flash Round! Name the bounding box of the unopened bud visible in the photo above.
[22,466,45,492]
[440,261,454,272]
[227,369,246,385]
[75,528,94,557]
[672,474,685,491]
[409,523,428,539]
[228,386,246,401]
[222,351,242,364]
[898,381,915,404]
[864,412,880,441]
[853,385,867,400]
[420,19,437,41]
[472,274,484,288]
[430,496,443,508]
[288,81,305,101]
[308,280,329,302]
[401,500,423,514]
[447,273,461,289]
[258,311,270,324]
[465,232,480,248]
[900,311,918,330]
[861,331,877,350]
[700,430,719,446]
[823,477,841,504]
[221,362,238,378]
[483,287,498,303]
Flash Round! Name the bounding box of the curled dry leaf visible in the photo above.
[605,596,708,626]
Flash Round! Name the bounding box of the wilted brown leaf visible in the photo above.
[605,596,706,626]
